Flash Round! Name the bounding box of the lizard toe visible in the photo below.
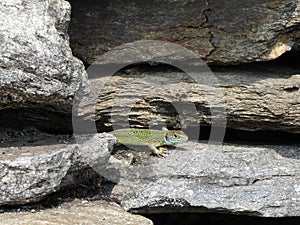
[157,147,169,157]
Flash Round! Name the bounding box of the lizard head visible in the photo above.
[164,130,188,145]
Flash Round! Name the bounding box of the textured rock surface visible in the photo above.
[0,0,86,109]
[0,133,115,206]
[107,141,300,217]
[68,0,300,65]
[0,200,153,225]
[87,64,300,133]
[1,0,300,222]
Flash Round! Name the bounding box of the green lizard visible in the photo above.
[110,127,188,157]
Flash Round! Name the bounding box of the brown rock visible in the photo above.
[68,0,300,65]
[87,67,300,133]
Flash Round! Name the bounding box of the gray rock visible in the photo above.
[0,0,87,109]
[0,133,115,206]
[108,141,300,217]
[69,0,300,65]
[0,200,153,225]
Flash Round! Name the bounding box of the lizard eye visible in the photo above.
[173,134,178,138]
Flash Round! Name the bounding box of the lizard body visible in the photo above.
[110,127,188,157]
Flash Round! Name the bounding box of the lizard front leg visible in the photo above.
[148,145,169,157]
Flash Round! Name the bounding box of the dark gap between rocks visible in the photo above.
[0,105,73,135]
[95,50,300,81]
[267,50,300,70]
[142,212,300,225]
[1,111,298,145]
[194,126,300,145]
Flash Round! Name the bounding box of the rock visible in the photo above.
[107,141,300,217]
[0,0,87,109]
[86,63,300,133]
[0,200,153,225]
[68,0,300,65]
[0,132,115,206]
